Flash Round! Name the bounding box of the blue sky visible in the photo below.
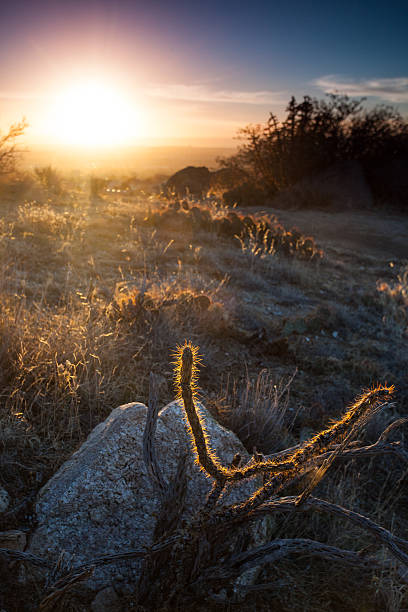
[1,0,407,146]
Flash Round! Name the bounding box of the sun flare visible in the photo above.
[46,79,144,148]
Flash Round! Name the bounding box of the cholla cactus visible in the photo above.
[173,341,395,527]
[132,342,406,611]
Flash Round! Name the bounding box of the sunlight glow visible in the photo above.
[46,79,145,148]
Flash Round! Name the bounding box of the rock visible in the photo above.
[209,167,240,190]
[0,487,10,513]
[29,401,268,592]
[0,530,26,551]
[91,587,121,612]
[165,166,211,197]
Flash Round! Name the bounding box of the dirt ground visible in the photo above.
[270,207,408,261]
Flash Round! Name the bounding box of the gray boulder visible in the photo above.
[29,400,267,593]
[165,166,211,196]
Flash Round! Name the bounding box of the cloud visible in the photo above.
[145,83,286,105]
[314,76,408,103]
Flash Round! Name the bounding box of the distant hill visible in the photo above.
[19,145,236,176]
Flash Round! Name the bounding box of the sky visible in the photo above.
[1,0,407,149]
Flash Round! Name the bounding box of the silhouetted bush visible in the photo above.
[219,95,408,209]
[0,118,27,176]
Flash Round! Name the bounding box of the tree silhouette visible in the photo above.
[0,118,28,175]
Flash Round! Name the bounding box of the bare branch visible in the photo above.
[0,547,51,568]
[379,417,408,442]
[308,418,408,466]
[39,567,93,611]
[192,538,385,590]
[143,372,167,494]
[249,496,408,566]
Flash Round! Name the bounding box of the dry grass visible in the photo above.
[0,175,408,610]
[212,368,298,454]
[377,263,408,337]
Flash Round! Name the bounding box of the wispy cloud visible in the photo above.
[314,76,408,103]
[145,83,286,105]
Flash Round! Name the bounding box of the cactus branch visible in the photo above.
[174,342,228,482]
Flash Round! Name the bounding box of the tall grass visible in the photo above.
[377,263,408,336]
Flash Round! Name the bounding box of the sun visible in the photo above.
[46,79,144,148]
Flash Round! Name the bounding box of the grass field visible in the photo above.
[1,177,408,610]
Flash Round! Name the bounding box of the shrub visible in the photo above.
[145,201,323,261]
[0,118,27,176]
[219,94,408,208]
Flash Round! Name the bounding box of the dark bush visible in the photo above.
[0,118,27,176]
[219,94,408,210]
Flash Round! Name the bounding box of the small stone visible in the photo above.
[0,487,10,513]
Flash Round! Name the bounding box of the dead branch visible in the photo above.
[39,567,94,611]
[143,372,167,494]
[249,495,408,566]
[0,547,51,568]
[191,537,384,590]
[379,417,408,441]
